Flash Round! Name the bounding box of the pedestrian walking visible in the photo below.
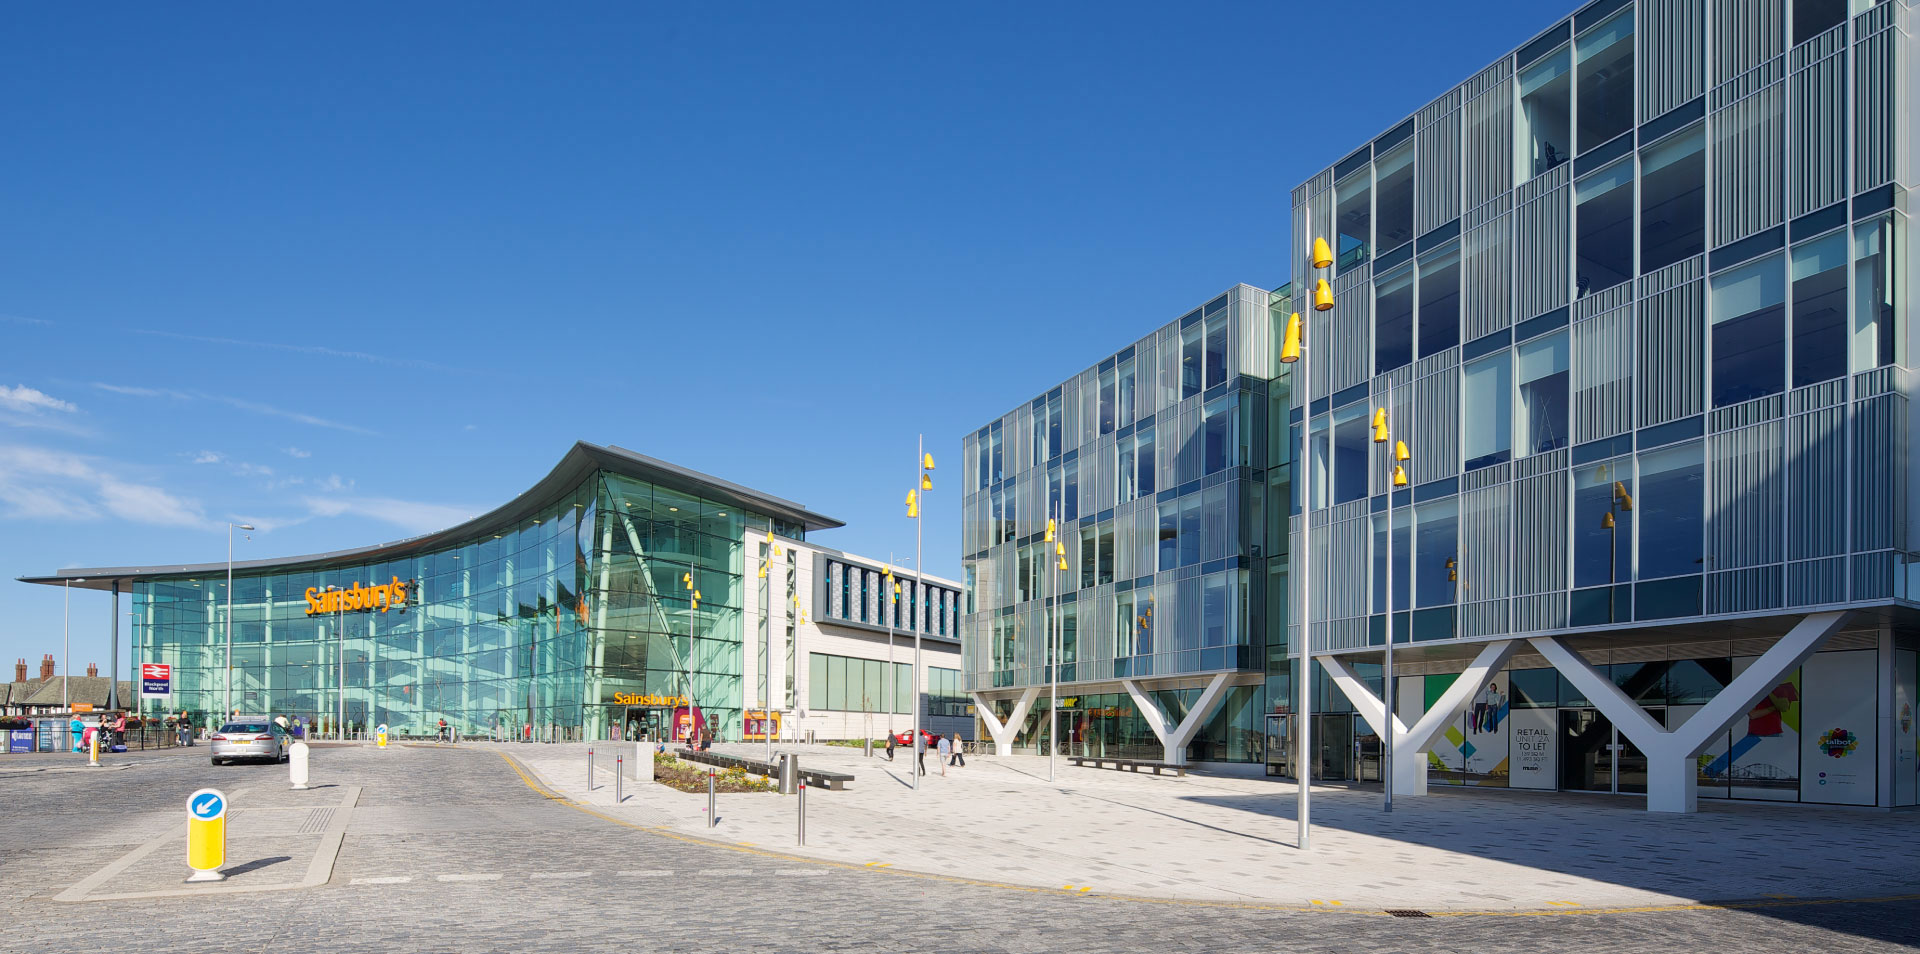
[437,718,450,743]
[914,732,927,776]
[949,736,966,768]
[69,715,83,753]
[936,734,951,777]
[885,733,896,761]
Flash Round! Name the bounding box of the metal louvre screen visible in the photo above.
[1572,304,1635,443]
[1462,61,1513,212]
[1641,0,1706,121]
[1789,28,1846,218]
[1707,415,1785,570]
[1462,205,1514,341]
[1712,0,1783,85]
[1512,468,1569,597]
[1787,403,1846,561]
[1514,166,1571,320]
[1854,24,1899,192]
[1416,90,1463,235]
[1412,361,1461,485]
[1710,76,1784,246]
[1637,276,1704,427]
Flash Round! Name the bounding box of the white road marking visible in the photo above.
[617,869,672,877]
[350,876,412,885]
[781,869,828,877]
[436,873,502,882]
[531,871,590,880]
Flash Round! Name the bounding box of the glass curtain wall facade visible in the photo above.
[118,447,831,740]
[961,284,1286,763]
[1288,0,1917,803]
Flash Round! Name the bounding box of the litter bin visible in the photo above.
[779,753,800,795]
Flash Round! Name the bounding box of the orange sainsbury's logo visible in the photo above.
[305,577,410,616]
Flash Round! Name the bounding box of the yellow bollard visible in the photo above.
[88,727,100,768]
[186,788,227,882]
[376,723,388,749]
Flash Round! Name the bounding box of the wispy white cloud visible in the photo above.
[192,450,225,465]
[284,447,312,459]
[0,314,53,326]
[301,495,477,535]
[0,445,209,529]
[90,382,375,434]
[0,385,76,414]
[131,329,470,374]
[234,462,274,478]
[318,474,355,492]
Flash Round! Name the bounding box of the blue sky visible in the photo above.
[0,1,1576,678]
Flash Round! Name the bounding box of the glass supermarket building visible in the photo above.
[20,442,852,741]
[967,0,1919,811]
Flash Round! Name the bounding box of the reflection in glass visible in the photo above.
[1417,245,1461,357]
[1791,232,1848,387]
[1515,331,1570,457]
[1575,158,1634,295]
[1640,125,1706,272]
[1332,403,1370,504]
[1374,141,1415,253]
[1637,442,1704,580]
[1336,171,1371,271]
[1462,350,1513,469]
[1853,218,1899,371]
[1414,498,1458,608]
[1575,9,1634,153]
[1517,46,1571,182]
[1374,266,1415,374]
[1573,458,1634,589]
[1204,316,1229,389]
[1711,253,1786,407]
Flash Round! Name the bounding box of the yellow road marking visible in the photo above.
[1061,885,1093,894]
[490,751,1920,920]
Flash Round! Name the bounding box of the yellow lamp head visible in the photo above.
[1600,511,1615,530]
[1311,236,1333,269]
[1044,518,1056,542]
[1391,464,1409,487]
[1055,542,1065,556]
[1313,279,1334,312]
[1394,440,1410,462]
[765,530,774,544]
[921,473,932,490]
[1279,311,1303,364]
[923,453,935,471]
[1613,482,1633,510]
[1058,559,1069,571]
[757,564,768,579]
[1371,408,1388,443]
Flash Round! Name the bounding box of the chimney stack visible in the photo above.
[39,654,55,680]
[86,662,99,678]
[13,659,25,682]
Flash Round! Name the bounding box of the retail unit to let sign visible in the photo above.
[141,663,172,698]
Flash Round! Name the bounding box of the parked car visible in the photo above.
[210,720,288,765]
[890,729,942,748]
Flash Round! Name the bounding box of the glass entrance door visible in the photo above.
[1614,707,1660,794]
[1560,709,1613,791]
[1265,713,1291,778]
[1315,714,1355,781]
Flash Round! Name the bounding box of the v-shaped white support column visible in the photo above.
[1320,640,1518,797]
[1530,610,1847,813]
[1121,673,1232,766]
[971,687,1041,756]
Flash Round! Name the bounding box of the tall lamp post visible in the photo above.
[906,442,933,792]
[757,531,787,765]
[63,577,86,709]
[1279,234,1337,849]
[682,566,703,745]
[1371,402,1411,812]
[1044,512,1067,783]
[224,523,254,720]
[882,561,899,745]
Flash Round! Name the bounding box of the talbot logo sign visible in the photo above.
[1817,727,1860,759]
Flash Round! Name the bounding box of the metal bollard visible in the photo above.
[616,755,624,803]
[588,747,595,790]
[707,769,716,828]
[797,779,807,845]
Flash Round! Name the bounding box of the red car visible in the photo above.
[890,729,942,748]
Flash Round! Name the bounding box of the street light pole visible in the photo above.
[908,439,933,793]
[1373,397,1411,813]
[1047,505,1062,783]
[1281,234,1338,850]
[224,523,253,720]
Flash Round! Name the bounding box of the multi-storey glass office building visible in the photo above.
[22,443,844,741]
[961,284,1290,765]
[1287,0,1917,809]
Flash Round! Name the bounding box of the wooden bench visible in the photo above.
[675,749,855,790]
[1067,755,1187,777]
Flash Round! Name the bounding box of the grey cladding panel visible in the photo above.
[1642,0,1706,121]
[1637,279,1704,427]
[1572,305,1635,443]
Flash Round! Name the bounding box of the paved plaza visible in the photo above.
[1,741,1916,953]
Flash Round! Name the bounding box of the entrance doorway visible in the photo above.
[1264,713,1289,777]
[1559,707,1663,794]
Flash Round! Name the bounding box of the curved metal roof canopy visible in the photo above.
[18,441,843,592]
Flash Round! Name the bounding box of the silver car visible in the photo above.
[210,721,289,765]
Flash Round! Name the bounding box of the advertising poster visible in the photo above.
[742,710,781,742]
[1723,657,1801,801]
[1671,704,1731,799]
[1427,671,1510,786]
[1801,650,1877,805]
[1897,650,1917,807]
[1508,706,1557,790]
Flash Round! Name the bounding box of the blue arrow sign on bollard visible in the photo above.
[190,791,225,820]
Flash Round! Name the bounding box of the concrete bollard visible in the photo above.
[290,741,311,790]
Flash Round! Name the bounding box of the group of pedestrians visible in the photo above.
[883,731,967,777]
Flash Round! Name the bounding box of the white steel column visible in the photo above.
[1319,639,1519,798]
[1530,610,1847,813]
[1120,673,1232,767]
[971,687,1041,756]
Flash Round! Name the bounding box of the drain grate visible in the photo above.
[1383,909,1432,919]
